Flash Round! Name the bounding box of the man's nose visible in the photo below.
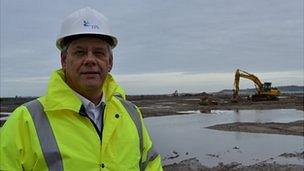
[83,51,97,66]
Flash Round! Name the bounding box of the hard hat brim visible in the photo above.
[56,33,118,51]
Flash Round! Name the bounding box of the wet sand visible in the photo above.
[206,120,304,136]
[164,157,304,171]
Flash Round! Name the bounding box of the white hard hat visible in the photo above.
[56,7,118,51]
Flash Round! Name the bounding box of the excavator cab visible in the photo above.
[263,82,272,92]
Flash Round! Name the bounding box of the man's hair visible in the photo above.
[61,34,113,56]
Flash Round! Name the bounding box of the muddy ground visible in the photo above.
[207,120,304,136]
[163,156,304,171]
[129,93,304,117]
[129,93,304,170]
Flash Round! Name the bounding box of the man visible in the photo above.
[0,7,163,171]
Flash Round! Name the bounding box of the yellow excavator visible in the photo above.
[232,69,281,101]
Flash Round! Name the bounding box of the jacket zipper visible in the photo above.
[79,104,105,141]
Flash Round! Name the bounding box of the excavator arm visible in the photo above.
[232,69,280,101]
[233,69,264,97]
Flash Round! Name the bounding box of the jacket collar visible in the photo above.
[44,69,125,112]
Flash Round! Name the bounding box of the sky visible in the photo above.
[0,0,303,97]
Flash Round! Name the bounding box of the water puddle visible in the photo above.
[176,110,203,114]
[144,109,304,167]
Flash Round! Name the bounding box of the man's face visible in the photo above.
[61,37,113,95]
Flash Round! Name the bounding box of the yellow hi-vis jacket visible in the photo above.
[0,69,163,171]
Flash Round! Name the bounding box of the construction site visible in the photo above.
[1,70,303,170]
[132,69,304,170]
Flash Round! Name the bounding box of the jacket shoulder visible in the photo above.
[1,98,42,128]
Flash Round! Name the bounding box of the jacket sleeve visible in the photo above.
[136,108,163,171]
[0,106,42,170]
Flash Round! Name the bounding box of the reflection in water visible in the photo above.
[144,109,304,167]
[234,109,240,122]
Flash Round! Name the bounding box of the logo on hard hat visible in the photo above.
[83,20,100,29]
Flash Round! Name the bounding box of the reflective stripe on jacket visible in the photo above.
[0,69,163,171]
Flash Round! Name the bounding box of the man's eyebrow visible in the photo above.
[94,47,107,51]
[73,46,85,49]
[72,46,107,50]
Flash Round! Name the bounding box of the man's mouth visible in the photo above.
[81,71,99,75]
[80,71,101,78]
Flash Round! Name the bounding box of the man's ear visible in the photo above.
[108,54,113,72]
[61,52,67,70]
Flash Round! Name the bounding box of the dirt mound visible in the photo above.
[164,157,304,171]
[206,120,304,136]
